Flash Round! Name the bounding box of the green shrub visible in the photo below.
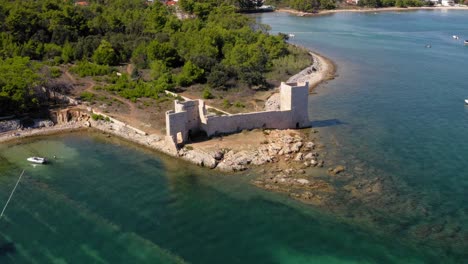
[91,114,111,122]
[234,101,245,108]
[222,99,231,108]
[91,113,105,121]
[70,60,112,77]
[176,61,204,87]
[202,88,213,99]
[50,67,62,78]
[92,40,117,65]
[80,91,95,101]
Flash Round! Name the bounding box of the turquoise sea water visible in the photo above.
[1,10,468,263]
[0,133,448,263]
[258,9,468,260]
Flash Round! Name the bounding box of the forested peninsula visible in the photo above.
[0,0,312,117]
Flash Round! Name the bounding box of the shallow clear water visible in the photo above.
[1,10,468,263]
[0,133,458,263]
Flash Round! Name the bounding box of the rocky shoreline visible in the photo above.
[0,122,86,144]
[0,50,334,167]
[0,113,329,174]
[0,49,342,208]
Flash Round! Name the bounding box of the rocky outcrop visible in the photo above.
[211,129,325,172]
[31,119,54,128]
[178,148,217,169]
[217,150,254,171]
[51,108,90,124]
[0,120,22,133]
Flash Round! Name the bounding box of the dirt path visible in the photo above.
[64,70,137,115]
[63,70,154,133]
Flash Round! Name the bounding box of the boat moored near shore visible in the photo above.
[27,157,47,164]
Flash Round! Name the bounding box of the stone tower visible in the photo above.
[280,81,310,128]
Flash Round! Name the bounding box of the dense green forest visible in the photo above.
[0,0,293,115]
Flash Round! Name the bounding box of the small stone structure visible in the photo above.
[50,108,89,124]
[165,82,310,146]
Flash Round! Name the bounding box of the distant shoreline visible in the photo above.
[277,6,468,16]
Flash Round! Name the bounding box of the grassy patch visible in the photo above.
[80,91,95,102]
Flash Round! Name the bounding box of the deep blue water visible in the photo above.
[1,10,468,264]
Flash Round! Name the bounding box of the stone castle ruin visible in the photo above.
[165,82,310,146]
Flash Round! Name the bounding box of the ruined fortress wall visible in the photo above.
[165,82,310,145]
[202,111,294,137]
[166,110,187,143]
[174,100,201,133]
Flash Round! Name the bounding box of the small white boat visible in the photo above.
[465,99,468,105]
[27,157,47,164]
[288,33,295,38]
[464,40,468,45]
[453,35,459,40]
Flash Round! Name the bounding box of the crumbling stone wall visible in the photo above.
[165,82,310,146]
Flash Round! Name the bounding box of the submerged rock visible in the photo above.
[296,178,310,185]
[329,165,345,175]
